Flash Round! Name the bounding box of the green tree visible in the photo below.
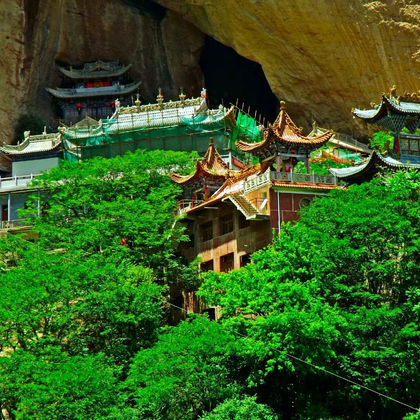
[198,171,420,419]
[0,347,117,419]
[201,395,278,420]
[23,150,196,269]
[0,238,165,364]
[124,316,242,419]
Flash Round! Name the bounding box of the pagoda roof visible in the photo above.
[58,61,132,79]
[170,138,230,186]
[329,150,420,182]
[0,132,62,156]
[237,102,333,158]
[353,93,420,133]
[46,81,141,99]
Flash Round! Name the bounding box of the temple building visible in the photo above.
[0,129,60,230]
[46,60,141,124]
[60,89,236,161]
[172,102,340,273]
[0,91,237,231]
[330,88,420,183]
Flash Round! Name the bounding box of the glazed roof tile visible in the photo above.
[353,95,420,120]
[0,133,62,155]
[329,150,420,180]
[237,106,333,155]
[170,139,230,185]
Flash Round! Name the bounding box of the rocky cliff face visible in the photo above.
[0,0,204,142]
[0,0,419,142]
[157,0,420,136]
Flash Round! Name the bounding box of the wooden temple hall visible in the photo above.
[46,60,141,124]
[172,102,341,273]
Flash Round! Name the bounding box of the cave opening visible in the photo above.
[199,36,279,124]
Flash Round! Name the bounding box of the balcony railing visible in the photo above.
[0,219,28,230]
[0,174,40,191]
[176,199,204,216]
[244,171,337,193]
[270,171,337,185]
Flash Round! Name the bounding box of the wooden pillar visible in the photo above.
[276,154,281,173]
[7,192,11,221]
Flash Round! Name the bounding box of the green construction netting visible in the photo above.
[229,111,262,147]
[61,112,235,161]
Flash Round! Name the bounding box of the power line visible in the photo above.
[165,300,418,412]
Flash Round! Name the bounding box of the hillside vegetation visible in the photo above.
[0,150,418,419]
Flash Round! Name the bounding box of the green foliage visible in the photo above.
[1,148,419,420]
[201,395,278,420]
[0,237,164,364]
[24,150,196,273]
[14,113,46,142]
[0,347,117,419]
[294,159,352,175]
[124,316,242,419]
[0,149,199,417]
[370,130,394,153]
[198,171,420,419]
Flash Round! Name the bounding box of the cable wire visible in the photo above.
[165,299,418,412]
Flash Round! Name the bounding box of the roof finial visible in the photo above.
[201,87,207,99]
[389,84,397,98]
[157,88,164,108]
[179,88,186,107]
[135,92,141,108]
[209,137,214,146]
[280,100,286,111]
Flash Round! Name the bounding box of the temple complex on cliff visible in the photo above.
[330,88,420,183]
[172,102,341,273]
[0,91,238,231]
[46,60,141,124]
[59,89,236,161]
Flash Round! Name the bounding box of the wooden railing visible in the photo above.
[318,126,371,153]
[176,199,204,215]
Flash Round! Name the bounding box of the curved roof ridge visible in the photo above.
[237,107,332,154]
[201,138,230,173]
[170,139,229,185]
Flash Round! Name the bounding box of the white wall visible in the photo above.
[12,157,60,177]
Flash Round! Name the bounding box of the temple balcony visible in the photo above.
[0,219,27,232]
[244,171,338,194]
[176,199,204,216]
[0,174,40,192]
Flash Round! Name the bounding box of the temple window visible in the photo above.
[240,254,251,267]
[200,260,214,272]
[299,198,311,209]
[219,215,234,235]
[220,252,234,273]
[200,222,213,242]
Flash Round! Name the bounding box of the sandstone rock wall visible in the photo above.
[157,0,420,136]
[0,0,204,142]
[1,0,419,142]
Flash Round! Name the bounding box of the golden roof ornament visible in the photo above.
[135,92,141,108]
[397,90,420,104]
[157,88,164,109]
[179,89,186,107]
[280,100,287,111]
[389,84,397,98]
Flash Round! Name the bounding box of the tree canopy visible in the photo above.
[0,148,418,419]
